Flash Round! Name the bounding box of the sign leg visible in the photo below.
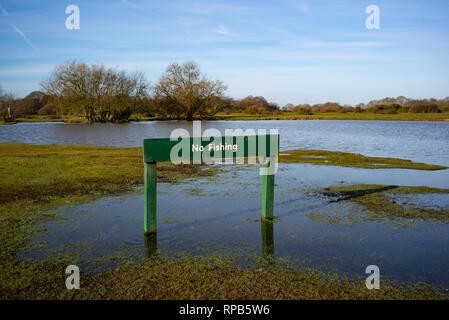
[261,158,275,220]
[144,161,157,234]
[261,221,274,259]
[144,232,158,258]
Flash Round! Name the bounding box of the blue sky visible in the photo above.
[0,0,448,105]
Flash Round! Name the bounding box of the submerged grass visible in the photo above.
[0,143,447,299]
[1,255,446,300]
[317,184,449,224]
[0,143,218,294]
[0,143,216,204]
[279,150,447,170]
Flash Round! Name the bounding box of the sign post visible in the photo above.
[261,157,275,220]
[144,161,157,234]
[143,134,279,234]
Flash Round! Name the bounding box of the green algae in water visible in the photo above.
[2,143,449,298]
[316,184,449,225]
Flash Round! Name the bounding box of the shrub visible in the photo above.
[38,103,57,115]
[398,106,410,113]
[13,98,42,117]
[243,106,259,114]
[408,104,441,113]
[368,104,401,114]
[295,107,312,115]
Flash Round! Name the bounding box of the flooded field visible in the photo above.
[1,120,448,290]
[21,163,449,288]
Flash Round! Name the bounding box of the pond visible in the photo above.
[1,120,449,288]
[1,120,449,165]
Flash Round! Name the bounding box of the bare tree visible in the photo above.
[41,61,149,123]
[0,85,16,121]
[153,61,227,120]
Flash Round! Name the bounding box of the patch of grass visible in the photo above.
[0,143,219,294]
[246,217,282,223]
[318,184,449,224]
[0,115,87,124]
[0,120,16,125]
[279,150,447,170]
[4,112,449,125]
[1,255,446,300]
[186,187,207,196]
[213,112,449,122]
[0,143,217,204]
[0,143,446,299]
[0,257,447,300]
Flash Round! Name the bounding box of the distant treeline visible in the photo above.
[283,98,449,114]
[1,61,448,123]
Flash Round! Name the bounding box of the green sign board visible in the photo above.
[143,134,279,163]
[143,134,279,234]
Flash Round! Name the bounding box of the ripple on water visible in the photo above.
[21,163,449,288]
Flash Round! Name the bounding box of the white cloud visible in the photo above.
[0,65,53,77]
[212,24,238,37]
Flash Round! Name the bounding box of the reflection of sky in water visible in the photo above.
[1,120,449,165]
[22,163,449,288]
[391,193,449,210]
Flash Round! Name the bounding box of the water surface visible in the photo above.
[22,163,449,288]
[1,120,448,165]
[3,120,448,288]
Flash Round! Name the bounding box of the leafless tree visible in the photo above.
[153,61,227,120]
[41,61,149,122]
[0,85,16,121]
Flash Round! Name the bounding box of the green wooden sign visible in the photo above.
[143,134,279,163]
[143,134,279,234]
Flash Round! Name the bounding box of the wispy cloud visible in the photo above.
[289,1,310,14]
[0,64,53,77]
[1,4,40,54]
[212,24,238,37]
[0,3,8,15]
[12,24,40,54]
[287,0,310,14]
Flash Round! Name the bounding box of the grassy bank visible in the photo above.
[0,143,218,295]
[0,143,447,299]
[0,143,217,204]
[279,150,448,170]
[3,111,449,124]
[214,112,449,121]
[3,255,445,300]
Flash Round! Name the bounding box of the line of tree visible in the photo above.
[2,62,449,123]
[282,98,449,114]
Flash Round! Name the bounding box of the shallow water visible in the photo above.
[3,120,449,288]
[21,163,449,288]
[1,120,449,165]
